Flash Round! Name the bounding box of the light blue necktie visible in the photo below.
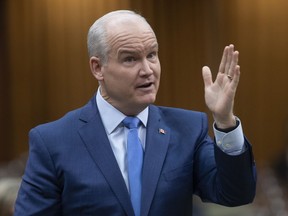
[123,117,143,216]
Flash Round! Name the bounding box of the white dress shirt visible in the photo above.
[96,89,245,189]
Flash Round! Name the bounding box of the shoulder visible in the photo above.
[34,107,82,133]
[32,97,96,136]
[156,105,207,121]
[150,105,209,129]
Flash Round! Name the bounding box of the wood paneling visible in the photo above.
[3,0,288,166]
[137,0,288,166]
[0,0,12,162]
[6,0,132,157]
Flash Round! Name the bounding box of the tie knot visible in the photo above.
[123,117,140,129]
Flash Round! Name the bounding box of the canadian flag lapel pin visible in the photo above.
[159,128,166,135]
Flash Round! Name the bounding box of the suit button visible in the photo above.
[224,143,231,149]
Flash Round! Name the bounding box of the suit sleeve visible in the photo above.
[193,113,256,206]
[14,128,62,216]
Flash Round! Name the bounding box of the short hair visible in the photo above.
[87,10,149,64]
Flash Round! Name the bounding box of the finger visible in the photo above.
[202,66,213,88]
[231,65,240,90]
[218,46,229,73]
[228,51,239,77]
[224,44,234,74]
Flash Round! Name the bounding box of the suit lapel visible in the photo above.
[141,105,170,216]
[77,98,134,216]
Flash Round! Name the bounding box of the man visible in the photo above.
[14,10,256,216]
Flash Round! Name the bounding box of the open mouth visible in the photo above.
[137,82,153,88]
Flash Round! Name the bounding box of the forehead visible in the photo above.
[106,17,158,54]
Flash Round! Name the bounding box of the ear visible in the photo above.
[89,56,104,81]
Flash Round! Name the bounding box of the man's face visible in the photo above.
[97,17,161,115]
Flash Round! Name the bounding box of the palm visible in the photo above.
[202,45,240,128]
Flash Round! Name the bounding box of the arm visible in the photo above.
[196,45,257,204]
[193,113,256,206]
[203,44,247,154]
[14,129,62,215]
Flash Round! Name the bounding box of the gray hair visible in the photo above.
[87,10,149,64]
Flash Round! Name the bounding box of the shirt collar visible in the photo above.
[96,88,148,135]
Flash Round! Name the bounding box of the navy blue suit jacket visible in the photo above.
[15,96,256,216]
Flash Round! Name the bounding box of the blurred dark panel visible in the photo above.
[3,0,288,166]
[0,0,12,162]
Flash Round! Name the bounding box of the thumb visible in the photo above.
[202,66,212,88]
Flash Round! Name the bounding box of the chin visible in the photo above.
[133,92,157,108]
[142,99,156,108]
[144,93,157,103]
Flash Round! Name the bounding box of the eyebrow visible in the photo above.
[118,49,138,56]
[149,43,159,51]
[118,43,159,56]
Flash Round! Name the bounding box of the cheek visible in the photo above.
[154,61,161,76]
[155,66,161,84]
[104,69,128,85]
[105,73,134,95]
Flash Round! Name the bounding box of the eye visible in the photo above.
[123,56,136,63]
[147,51,157,60]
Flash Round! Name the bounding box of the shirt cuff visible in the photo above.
[213,117,245,155]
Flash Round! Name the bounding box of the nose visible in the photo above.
[139,59,153,77]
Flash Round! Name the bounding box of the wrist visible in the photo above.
[214,115,237,129]
[215,119,239,132]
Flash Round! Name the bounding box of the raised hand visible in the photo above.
[202,44,240,129]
